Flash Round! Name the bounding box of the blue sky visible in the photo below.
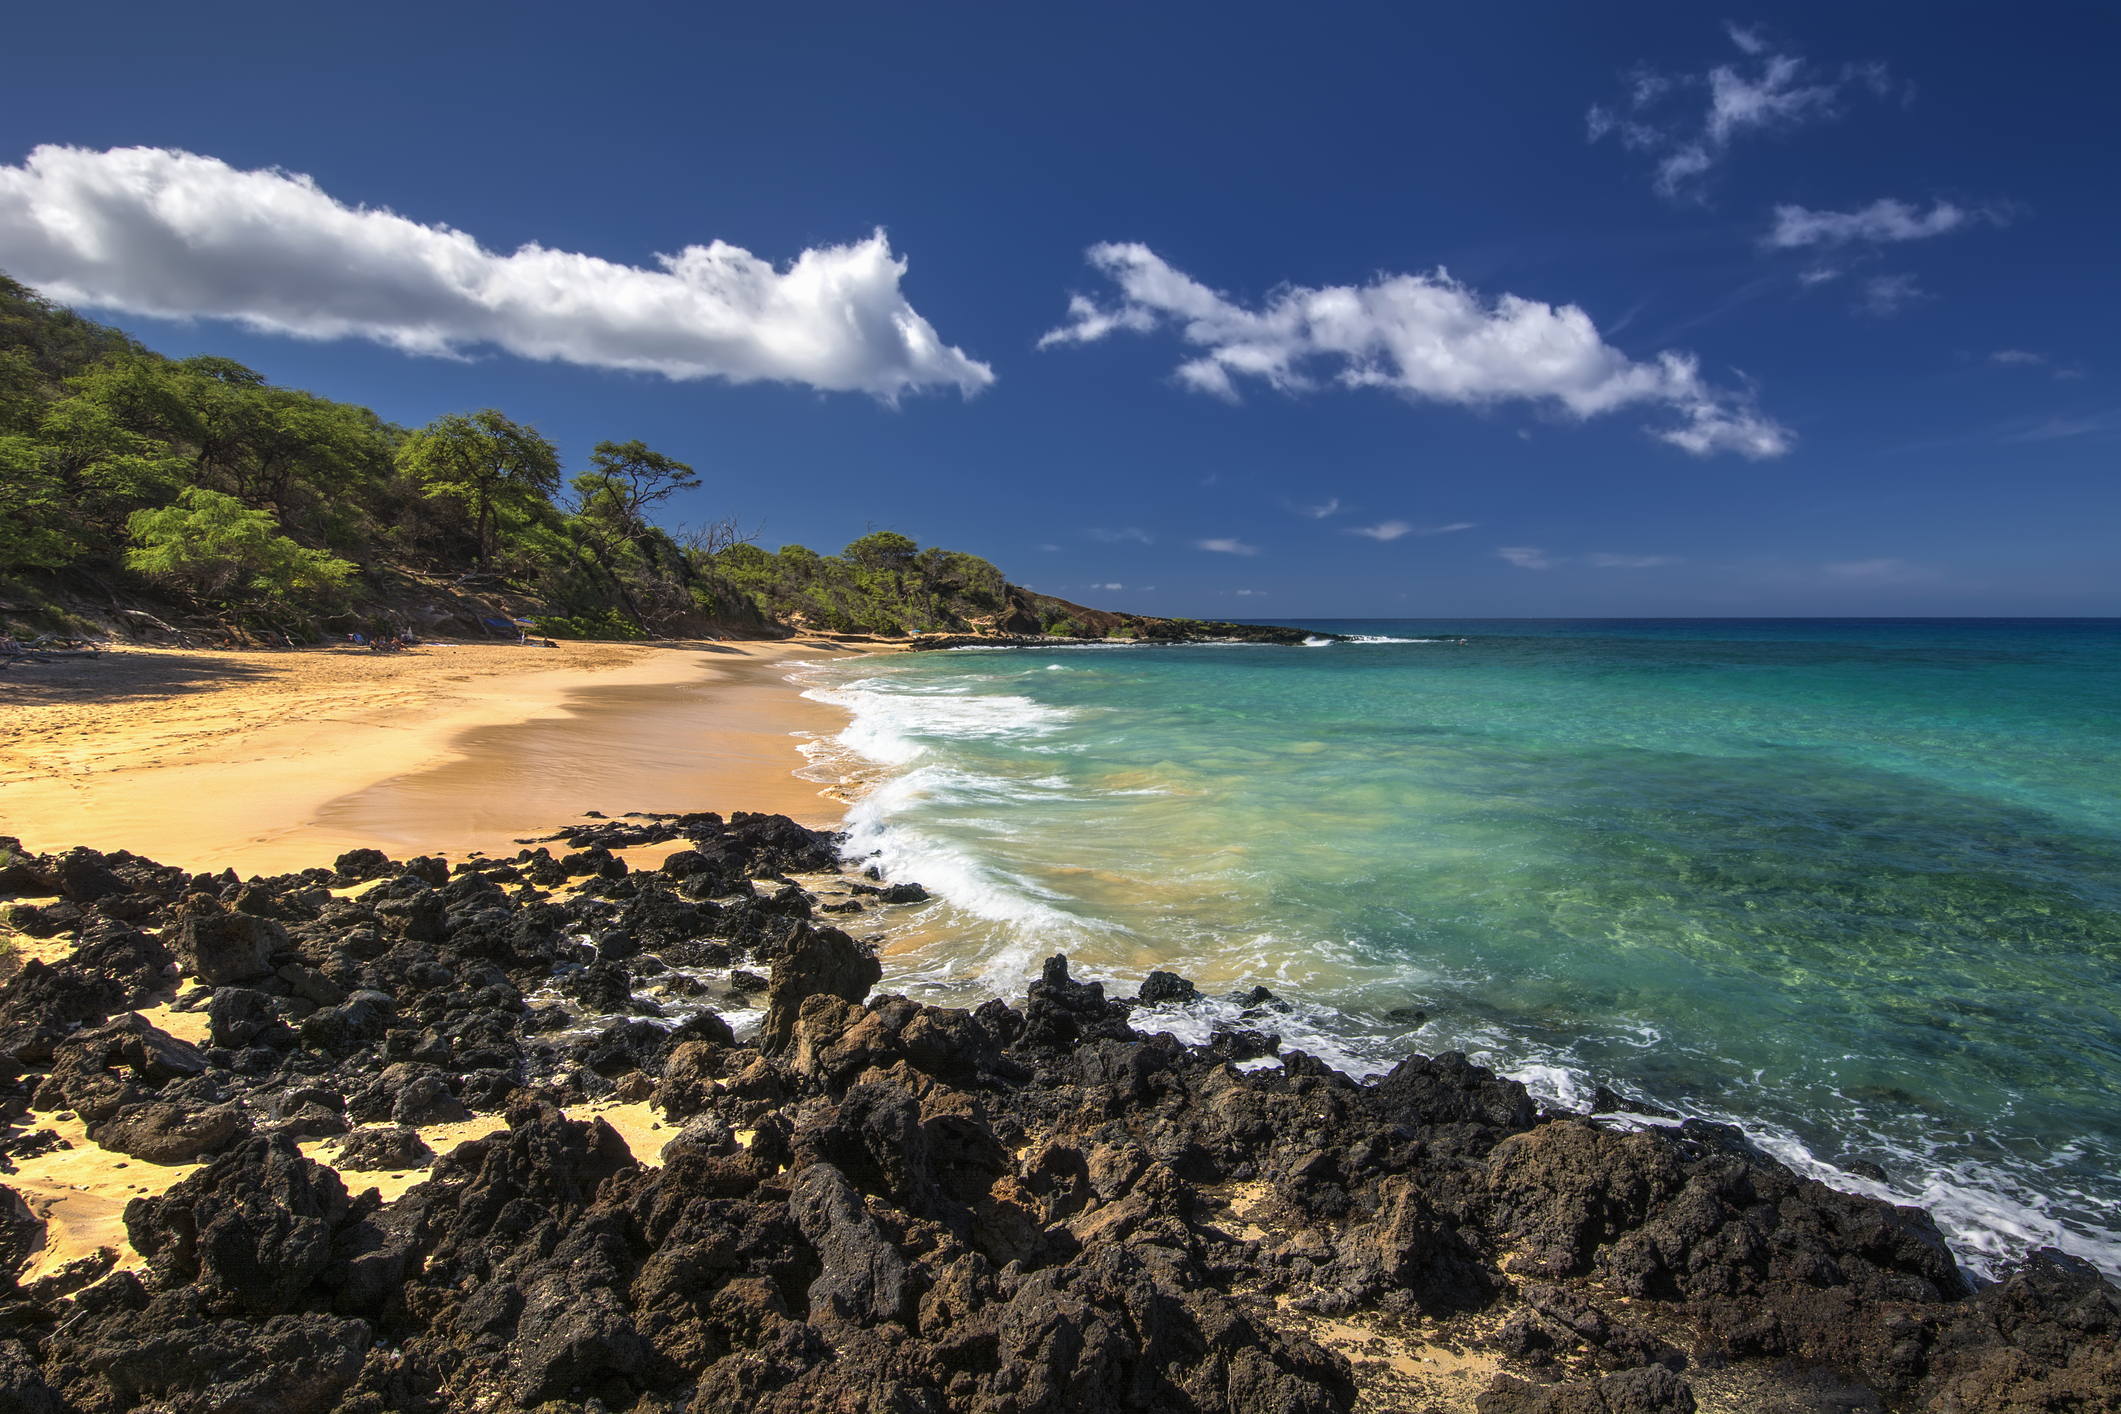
[3,1,2114,616]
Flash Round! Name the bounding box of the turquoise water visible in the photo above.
[797,620,2121,1280]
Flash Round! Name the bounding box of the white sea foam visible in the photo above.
[796,654,2121,1285]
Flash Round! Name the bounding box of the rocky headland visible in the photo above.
[0,818,2110,1414]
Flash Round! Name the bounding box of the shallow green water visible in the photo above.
[801,620,2121,1279]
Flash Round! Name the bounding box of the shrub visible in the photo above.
[531,608,646,640]
[125,488,355,605]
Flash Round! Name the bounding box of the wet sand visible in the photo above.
[0,638,870,875]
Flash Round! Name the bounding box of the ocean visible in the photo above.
[792,619,2121,1282]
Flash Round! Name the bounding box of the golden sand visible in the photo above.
[0,637,872,874]
[0,633,873,1280]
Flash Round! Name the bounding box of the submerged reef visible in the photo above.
[0,821,2110,1413]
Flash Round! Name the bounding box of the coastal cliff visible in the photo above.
[0,822,2110,1413]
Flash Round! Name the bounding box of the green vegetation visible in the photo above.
[716,531,1007,635]
[125,488,356,604]
[0,273,1010,640]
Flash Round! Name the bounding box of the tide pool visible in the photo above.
[796,619,2121,1281]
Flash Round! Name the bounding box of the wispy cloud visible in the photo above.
[1588,552,1679,568]
[1348,520,1476,541]
[1043,244,1789,457]
[1765,198,1991,249]
[1590,25,1888,199]
[1858,273,1926,317]
[1196,538,1258,555]
[1991,349,2044,366]
[1296,497,1341,518]
[1089,526,1155,544]
[1822,557,1934,585]
[1497,546,1552,569]
[0,145,991,399]
[1234,589,1265,596]
[1350,521,1414,541]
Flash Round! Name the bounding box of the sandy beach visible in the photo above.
[0,636,869,876]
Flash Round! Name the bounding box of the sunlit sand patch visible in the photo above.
[294,1100,674,1207]
[7,1110,204,1284]
[131,1000,210,1047]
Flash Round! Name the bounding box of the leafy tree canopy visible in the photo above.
[125,487,356,604]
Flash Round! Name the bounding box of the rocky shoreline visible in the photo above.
[0,819,2111,1413]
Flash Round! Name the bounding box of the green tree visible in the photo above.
[570,439,700,547]
[125,487,355,604]
[395,409,561,565]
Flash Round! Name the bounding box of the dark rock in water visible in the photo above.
[754,882,814,919]
[5,826,2108,1414]
[1371,1050,1538,1135]
[1016,953,1135,1053]
[876,881,928,904]
[332,1124,436,1172]
[661,937,733,969]
[1207,1024,1281,1061]
[819,897,864,914]
[1138,969,1200,1005]
[91,1101,247,1164]
[561,959,635,1015]
[763,924,879,1053]
[173,910,284,985]
[729,968,769,993]
[1842,1157,1891,1183]
[1591,1083,1682,1120]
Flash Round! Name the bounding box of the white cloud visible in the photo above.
[1348,520,1476,541]
[1766,198,1985,249]
[0,145,992,399]
[1350,521,1414,541]
[1990,349,2044,366]
[1043,244,1788,458]
[1858,273,1926,316]
[1196,538,1258,555]
[1497,546,1552,569]
[1297,497,1340,518]
[1234,589,1265,596]
[1588,553,1679,568]
[1089,526,1155,544]
[1590,27,1877,198]
[1092,582,1124,590]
